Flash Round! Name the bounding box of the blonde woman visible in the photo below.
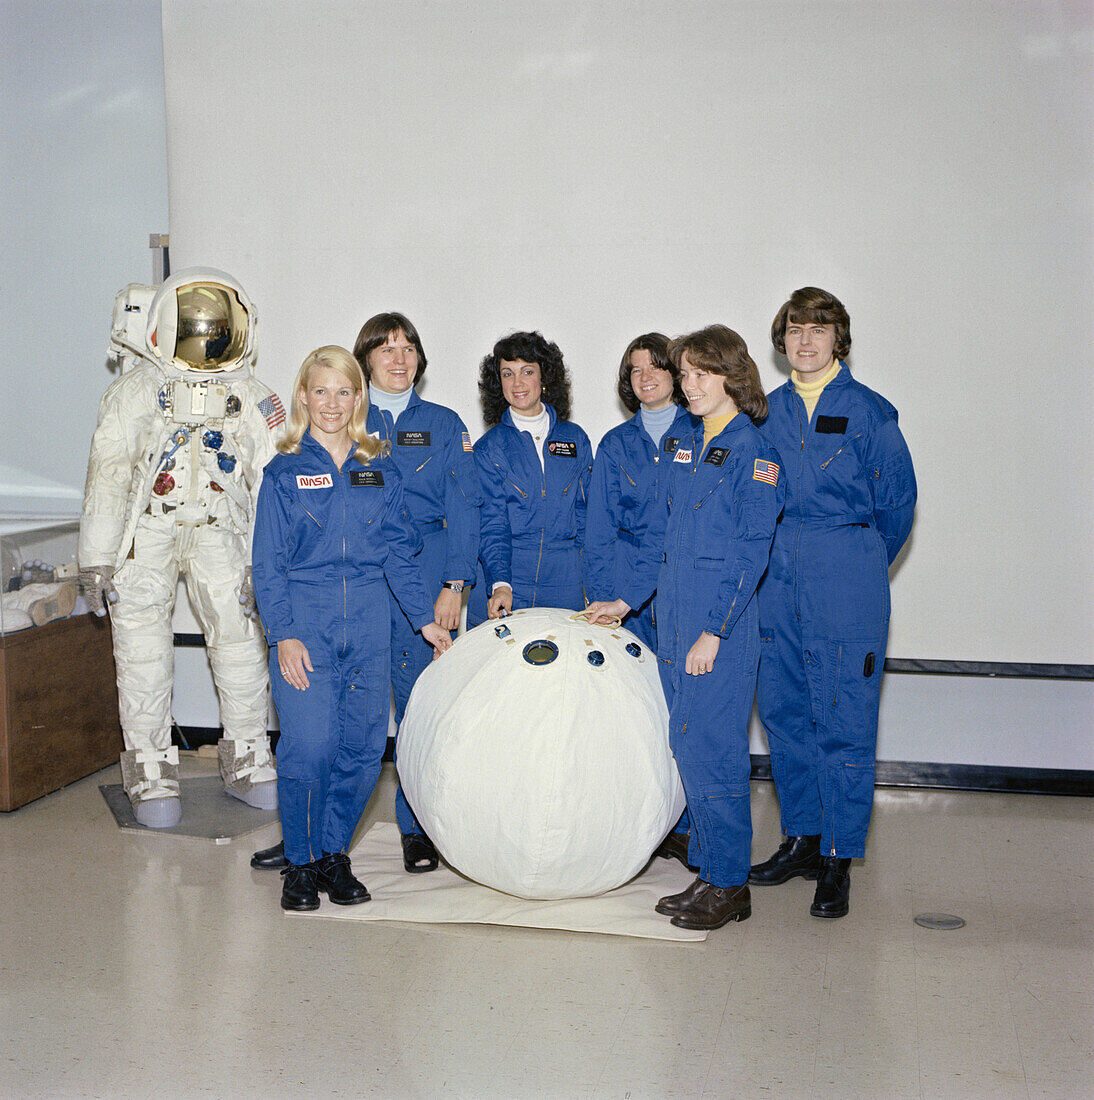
[251,346,451,912]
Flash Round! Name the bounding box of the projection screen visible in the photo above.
[161,0,1093,668]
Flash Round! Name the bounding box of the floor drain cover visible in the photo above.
[914,912,966,930]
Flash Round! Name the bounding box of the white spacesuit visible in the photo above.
[79,268,281,827]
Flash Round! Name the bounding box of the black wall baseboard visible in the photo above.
[748,754,1092,797]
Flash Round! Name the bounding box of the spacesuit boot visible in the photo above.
[217,736,278,809]
[119,746,182,828]
[1,579,78,627]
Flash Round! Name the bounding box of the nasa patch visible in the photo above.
[548,440,576,457]
[296,474,332,489]
[704,447,729,466]
[673,448,693,464]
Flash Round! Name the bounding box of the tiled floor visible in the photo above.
[1,756,1090,1099]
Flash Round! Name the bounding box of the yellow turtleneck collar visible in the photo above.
[792,359,841,423]
[702,410,737,456]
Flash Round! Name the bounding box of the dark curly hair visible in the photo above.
[669,324,768,423]
[352,311,428,385]
[478,331,573,426]
[616,332,684,414]
[771,287,851,360]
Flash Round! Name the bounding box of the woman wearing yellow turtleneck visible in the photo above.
[586,325,785,931]
[751,287,917,921]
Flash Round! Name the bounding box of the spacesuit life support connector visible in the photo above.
[79,268,282,827]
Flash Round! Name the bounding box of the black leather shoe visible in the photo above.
[402,832,439,874]
[316,852,370,905]
[251,840,287,869]
[669,879,752,930]
[809,856,852,918]
[280,862,320,911]
[655,874,709,916]
[655,831,698,872]
[748,834,821,885]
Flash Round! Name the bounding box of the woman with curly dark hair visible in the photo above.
[468,331,593,626]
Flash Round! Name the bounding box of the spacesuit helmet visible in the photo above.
[146,267,257,374]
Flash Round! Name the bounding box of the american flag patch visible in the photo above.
[258,393,286,430]
[753,458,779,486]
[462,431,473,453]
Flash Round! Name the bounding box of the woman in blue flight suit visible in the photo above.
[353,312,481,874]
[587,326,784,931]
[583,333,697,871]
[252,346,451,912]
[583,333,694,647]
[468,331,593,625]
[751,288,916,919]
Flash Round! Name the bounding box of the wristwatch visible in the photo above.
[442,580,464,593]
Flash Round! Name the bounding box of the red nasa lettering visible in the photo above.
[296,474,333,489]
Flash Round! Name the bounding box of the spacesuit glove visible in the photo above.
[79,566,117,617]
[238,567,258,621]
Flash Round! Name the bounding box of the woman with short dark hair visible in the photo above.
[751,287,916,919]
[583,333,693,648]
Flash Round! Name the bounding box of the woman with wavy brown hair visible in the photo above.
[586,325,784,931]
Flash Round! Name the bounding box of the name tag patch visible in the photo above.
[350,470,384,487]
[815,415,849,434]
[296,474,332,489]
[663,436,679,454]
[704,447,729,466]
[397,430,430,447]
[548,440,576,457]
[673,448,693,464]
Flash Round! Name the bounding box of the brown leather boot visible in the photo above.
[655,874,709,916]
[669,880,752,930]
[655,832,697,872]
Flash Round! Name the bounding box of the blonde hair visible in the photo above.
[278,345,385,463]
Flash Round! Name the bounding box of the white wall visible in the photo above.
[0,0,169,490]
[136,3,1094,769]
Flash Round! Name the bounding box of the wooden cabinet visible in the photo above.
[0,613,123,811]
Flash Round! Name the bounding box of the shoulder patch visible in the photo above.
[462,431,473,452]
[258,393,285,430]
[753,459,779,486]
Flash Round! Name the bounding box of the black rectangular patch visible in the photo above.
[663,436,680,454]
[547,440,576,458]
[815,416,848,434]
[397,430,431,447]
[350,470,384,487]
[704,447,729,466]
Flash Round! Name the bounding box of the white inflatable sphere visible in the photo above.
[399,607,684,900]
